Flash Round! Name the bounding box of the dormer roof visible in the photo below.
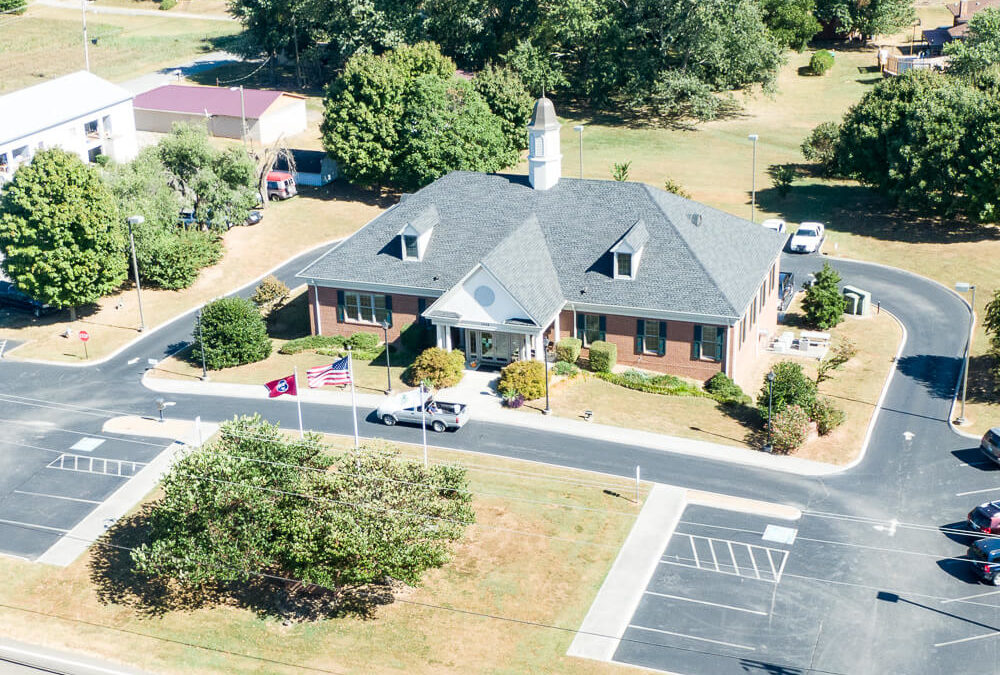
[611,219,649,253]
[402,204,439,235]
[528,97,560,131]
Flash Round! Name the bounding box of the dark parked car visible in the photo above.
[244,209,263,226]
[967,538,1000,585]
[968,500,1000,535]
[0,280,55,317]
[981,427,1000,466]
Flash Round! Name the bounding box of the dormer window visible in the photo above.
[403,233,419,259]
[616,252,633,278]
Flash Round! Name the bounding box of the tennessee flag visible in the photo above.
[264,374,297,398]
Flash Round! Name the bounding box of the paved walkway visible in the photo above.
[118,50,243,95]
[142,373,843,476]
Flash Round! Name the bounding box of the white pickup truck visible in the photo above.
[376,391,469,432]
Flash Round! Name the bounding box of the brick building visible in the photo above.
[297,98,785,390]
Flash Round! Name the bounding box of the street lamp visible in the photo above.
[763,370,775,453]
[380,319,393,394]
[126,215,146,332]
[197,309,209,381]
[573,125,584,179]
[955,282,976,425]
[542,338,552,415]
[748,134,759,223]
[230,85,247,148]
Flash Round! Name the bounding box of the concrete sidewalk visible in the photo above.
[142,373,844,476]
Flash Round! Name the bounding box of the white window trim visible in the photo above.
[343,291,387,325]
[402,233,420,261]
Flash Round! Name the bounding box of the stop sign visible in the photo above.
[79,330,90,342]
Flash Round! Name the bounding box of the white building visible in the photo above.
[0,71,138,185]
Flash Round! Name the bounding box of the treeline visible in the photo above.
[229,0,914,122]
[801,9,1000,223]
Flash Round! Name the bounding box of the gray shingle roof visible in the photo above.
[480,214,564,325]
[296,172,786,323]
[405,204,439,235]
[613,219,649,252]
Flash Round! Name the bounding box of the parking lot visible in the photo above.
[0,415,171,561]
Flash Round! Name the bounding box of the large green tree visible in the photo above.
[760,0,821,51]
[471,63,533,152]
[0,149,126,319]
[945,8,1000,78]
[0,0,27,14]
[322,43,519,188]
[801,262,846,330]
[814,0,914,40]
[131,416,473,590]
[195,296,272,369]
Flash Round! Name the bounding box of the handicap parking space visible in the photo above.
[0,420,171,560]
[612,505,811,674]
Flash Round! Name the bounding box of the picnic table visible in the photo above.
[799,330,831,348]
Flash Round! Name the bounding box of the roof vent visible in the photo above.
[690,213,703,227]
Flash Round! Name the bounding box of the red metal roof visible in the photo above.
[133,85,296,120]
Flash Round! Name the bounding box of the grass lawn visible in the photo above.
[547,298,902,464]
[0,6,238,94]
[1,183,387,362]
[0,435,642,674]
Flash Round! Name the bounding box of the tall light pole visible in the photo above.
[763,370,775,453]
[573,125,584,179]
[81,0,90,71]
[380,319,393,394]
[955,282,976,425]
[748,133,759,223]
[197,309,209,381]
[126,215,146,332]
[231,85,247,148]
[542,338,551,415]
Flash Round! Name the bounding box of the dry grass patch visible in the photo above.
[1,184,385,362]
[0,437,642,674]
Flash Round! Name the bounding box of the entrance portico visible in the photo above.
[433,320,557,366]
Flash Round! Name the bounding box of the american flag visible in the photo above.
[307,356,352,388]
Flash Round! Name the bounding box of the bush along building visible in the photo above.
[297,97,785,389]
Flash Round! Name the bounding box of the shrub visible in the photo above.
[705,372,750,405]
[348,331,380,352]
[278,335,346,355]
[588,340,617,373]
[552,360,579,377]
[196,297,271,370]
[768,164,796,199]
[809,50,834,76]
[555,337,582,364]
[597,370,705,397]
[663,177,692,199]
[405,348,465,389]
[499,359,546,400]
[812,397,846,435]
[802,263,847,330]
[135,228,222,290]
[815,337,858,384]
[757,361,817,420]
[611,161,631,181]
[159,0,176,9]
[800,121,841,176]
[251,275,289,315]
[501,391,526,408]
[770,404,810,454]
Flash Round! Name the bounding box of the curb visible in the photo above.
[2,237,343,368]
[947,294,983,441]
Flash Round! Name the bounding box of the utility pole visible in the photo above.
[748,134,759,223]
[81,0,90,71]
[126,215,146,332]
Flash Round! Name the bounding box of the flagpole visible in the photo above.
[294,366,303,438]
[421,382,428,468]
[348,346,359,449]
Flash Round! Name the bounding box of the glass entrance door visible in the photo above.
[468,330,514,365]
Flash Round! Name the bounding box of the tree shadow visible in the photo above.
[966,354,998,405]
[267,292,311,340]
[755,183,1000,245]
[895,354,962,400]
[294,180,399,210]
[89,507,396,622]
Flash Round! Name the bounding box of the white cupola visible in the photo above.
[527,97,561,190]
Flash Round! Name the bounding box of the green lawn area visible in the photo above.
[0,436,642,674]
[0,6,238,94]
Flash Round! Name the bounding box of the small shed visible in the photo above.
[274,149,339,187]
[132,85,307,145]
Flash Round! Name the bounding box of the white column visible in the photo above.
[552,318,560,343]
[534,330,545,361]
[436,324,446,349]
[444,326,453,350]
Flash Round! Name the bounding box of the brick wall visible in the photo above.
[729,258,781,391]
[308,286,426,345]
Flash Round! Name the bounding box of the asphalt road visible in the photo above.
[0,246,996,674]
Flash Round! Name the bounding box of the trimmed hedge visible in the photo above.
[405,348,465,389]
[279,335,346,354]
[196,297,271,370]
[705,372,750,405]
[552,360,579,377]
[555,337,582,364]
[499,359,546,400]
[757,361,816,420]
[348,331,380,351]
[809,50,834,76]
[596,369,706,397]
[588,340,617,372]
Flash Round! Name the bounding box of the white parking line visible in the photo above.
[0,518,68,533]
[940,589,1000,604]
[663,534,788,583]
[935,631,1000,647]
[955,487,999,497]
[13,490,101,505]
[644,591,768,616]
[628,624,755,651]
